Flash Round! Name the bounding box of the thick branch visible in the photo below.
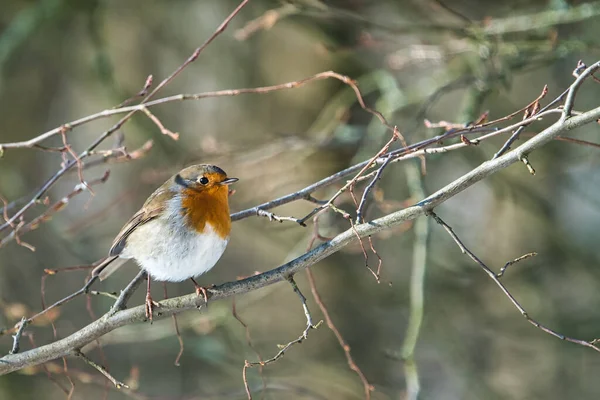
[1,103,600,375]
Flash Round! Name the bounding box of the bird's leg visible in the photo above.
[145,274,160,322]
[190,278,213,306]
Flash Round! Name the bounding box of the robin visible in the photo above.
[92,164,238,320]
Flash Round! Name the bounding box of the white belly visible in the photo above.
[122,220,229,282]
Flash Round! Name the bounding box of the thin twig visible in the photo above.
[496,252,537,278]
[306,269,373,399]
[73,349,129,389]
[162,283,185,366]
[256,209,305,226]
[89,291,119,300]
[429,211,600,353]
[109,270,147,314]
[115,75,153,108]
[233,298,266,399]
[299,128,400,225]
[3,276,99,338]
[1,71,386,150]
[139,106,179,140]
[356,155,393,224]
[492,84,549,158]
[60,127,93,195]
[62,357,76,400]
[245,277,320,368]
[242,277,321,398]
[141,0,252,105]
[9,317,28,355]
[563,60,600,119]
[0,171,110,248]
[23,333,72,395]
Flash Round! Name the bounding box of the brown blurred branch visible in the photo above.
[232,297,266,399]
[2,89,600,374]
[0,71,391,151]
[306,268,373,399]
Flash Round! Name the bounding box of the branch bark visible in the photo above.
[1,101,599,375]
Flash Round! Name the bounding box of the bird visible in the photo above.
[92,164,238,320]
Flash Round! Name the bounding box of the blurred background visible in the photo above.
[1,0,600,399]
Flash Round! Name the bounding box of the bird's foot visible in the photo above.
[145,293,160,322]
[191,278,215,306]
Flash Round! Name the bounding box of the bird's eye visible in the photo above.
[198,176,209,185]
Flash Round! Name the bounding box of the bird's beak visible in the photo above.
[221,177,239,185]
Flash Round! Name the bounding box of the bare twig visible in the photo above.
[1,276,99,339]
[142,0,251,104]
[492,84,550,158]
[300,127,400,225]
[22,334,72,396]
[234,3,298,40]
[61,357,76,400]
[306,268,373,399]
[109,270,147,314]
[243,277,320,398]
[139,106,179,140]
[520,155,536,175]
[9,317,28,355]
[0,171,110,248]
[356,155,393,224]
[429,211,600,353]
[1,71,386,151]
[306,210,334,251]
[563,60,600,118]
[163,283,185,366]
[256,209,305,226]
[242,362,252,400]
[233,297,266,399]
[0,195,35,251]
[246,277,319,368]
[88,291,119,300]
[73,349,129,389]
[115,75,153,108]
[497,252,537,278]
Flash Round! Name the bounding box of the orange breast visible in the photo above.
[181,186,231,239]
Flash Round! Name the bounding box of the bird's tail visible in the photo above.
[92,256,129,280]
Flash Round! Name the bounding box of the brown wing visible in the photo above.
[108,187,173,256]
[93,181,177,280]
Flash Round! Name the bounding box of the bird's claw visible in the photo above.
[145,294,160,322]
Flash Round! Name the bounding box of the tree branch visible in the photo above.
[1,99,600,375]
